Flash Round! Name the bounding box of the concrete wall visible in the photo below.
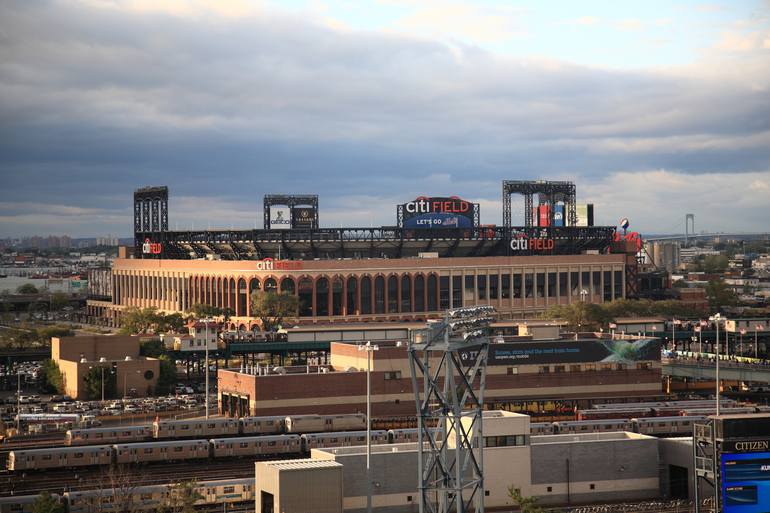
[255,460,343,513]
[530,433,660,506]
[52,335,142,362]
[658,437,714,500]
[60,358,159,400]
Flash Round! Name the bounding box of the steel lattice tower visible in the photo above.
[408,306,494,513]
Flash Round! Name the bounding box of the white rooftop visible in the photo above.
[257,458,343,471]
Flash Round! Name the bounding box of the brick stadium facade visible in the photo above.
[87,253,626,328]
[218,340,662,418]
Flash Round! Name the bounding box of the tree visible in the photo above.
[38,326,74,342]
[39,359,65,394]
[250,291,299,331]
[186,303,223,319]
[156,355,178,395]
[507,486,543,513]
[32,492,65,513]
[140,338,166,358]
[16,283,39,294]
[83,365,117,400]
[160,480,202,513]
[49,292,69,311]
[13,330,37,350]
[706,280,738,309]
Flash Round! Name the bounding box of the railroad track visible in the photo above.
[1,454,303,496]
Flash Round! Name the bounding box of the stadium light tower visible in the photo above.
[409,306,494,513]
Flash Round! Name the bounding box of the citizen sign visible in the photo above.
[733,440,770,452]
[510,238,555,251]
[254,258,303,271]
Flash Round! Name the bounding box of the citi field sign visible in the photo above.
[400,196,477,229]
[510,236,555,252]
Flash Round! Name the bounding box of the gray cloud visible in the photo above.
[0,1,768,237]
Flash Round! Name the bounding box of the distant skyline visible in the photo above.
[1,0,769,238]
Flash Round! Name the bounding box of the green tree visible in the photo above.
[140,338,166,358]
[156,355,178,395]
[39,359,65,394]
[706,280,738,309]
[16,283,39,294]
[32,492,65,513]
[160,480,202,513]
[702,255,729,273]
[49,292,69,311]
[250,291,299,331]
[119,307,160,335]
[13,330,38,349]
[37,326,74,342]
[158,312,186,333]
[186,303,223,319]
[83,365,117,400]
[507,486,544,513]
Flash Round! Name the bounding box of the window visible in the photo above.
[616,363,627,371]
[74,452,84,458]
[590,484,596,490]
[465,275,475,301]
[414,275,425,312]
[174,446,183,452]
[571,271,579,295]
[507,367,518,375]
[513,273,521,299]
[524,273,533,298]
[407,496,413,502]
[547,272,556,298]
[489,274,498,300]
[485,490,490,496]
[268,441,276,446]
[536,273,545,298]
[427,275,438,311]
[360,276,372,315]
[637,362,651,370]
[539,366,550,374]
[584,364,596,371]
[593,271,601,298]
[614,270,623,299]
[224,486,235,494]
[603,271,612,301]
[144,448,153,454]
[439,276,450,309]
[384,371,402,380]
[240,442,249,448]
[547,487,552,492]
[501,273,510,299]
[600,363,612,371]
[387,275,398,313]
[476,274,487,299]
[554,365,565,373]
[316,277,330,317]
[374,276,385,314]
[559,272,568,297]
[569,365,581,372]
[42,454,52,460]
[452,276,462,308]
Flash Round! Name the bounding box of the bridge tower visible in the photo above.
[685,213,695,246]
[408,306,494,513]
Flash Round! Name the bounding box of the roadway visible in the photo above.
[662,357,770,383]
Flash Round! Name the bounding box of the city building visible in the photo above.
[644,241,681,273]
[52,335,160,400]
[256,411,661,512]
[218,329,662,418]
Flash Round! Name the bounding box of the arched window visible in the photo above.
[316,277,330,317]
[374,276,385,314]
[205,277,211,305]
[298,278,313,317]
[401,275,412,312]
[414,274,425,312]
[264,278,278,293]
[332,277,343,316]
[280,277,295,295]
[427,274,438,311]
[346,277,358,315]
[237,278,248,318]
[387,276,398,313]
[228,278,236,315]
[249,278,260,300]
[360,276,372,315]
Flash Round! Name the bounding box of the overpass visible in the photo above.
[644,232,770,242]
[663,357,770,383]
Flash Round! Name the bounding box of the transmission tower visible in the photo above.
[408,306,494,513]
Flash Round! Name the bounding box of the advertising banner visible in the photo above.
[723,451,770,512]
[269,207,292,230]
[459,338,661,366]
[553,204,564,227]
[576,204,588,227]
[292,207,315,229]
[399,196,478,229]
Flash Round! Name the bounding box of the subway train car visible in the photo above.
[240,416,286,435]
[152,418,239,439]
[66,425,152,446]
[65,478,255,513]
[0,494,59,513]
[285,414,367,434]
[386,428,442,444]
[554,419,632,434]
[210,435,301,458]
[632,416,707,436]
[301,430,387,450]
[8,445,113,471]
[114,440,209,465]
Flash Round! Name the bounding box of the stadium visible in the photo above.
[87,180,641,328]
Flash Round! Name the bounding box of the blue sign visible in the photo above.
[403,212,474,229]
[723,451,770,512]
[553,205,564,227]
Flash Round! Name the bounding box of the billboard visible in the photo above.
[576,203,594,227]
[459,338,660,366]
[292,207,315,229]
[722,451,770,513]
[269,207,291,230]
[399,196,478,229]
[553,204,564,227]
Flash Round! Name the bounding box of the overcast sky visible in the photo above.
[1,0,769,238]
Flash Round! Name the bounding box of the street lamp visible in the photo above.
[357,340,379,513]
[709,313,723,415]
[579,288,588,302]
[88,357,108,402]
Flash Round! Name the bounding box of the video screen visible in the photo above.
[722,452,770,512]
